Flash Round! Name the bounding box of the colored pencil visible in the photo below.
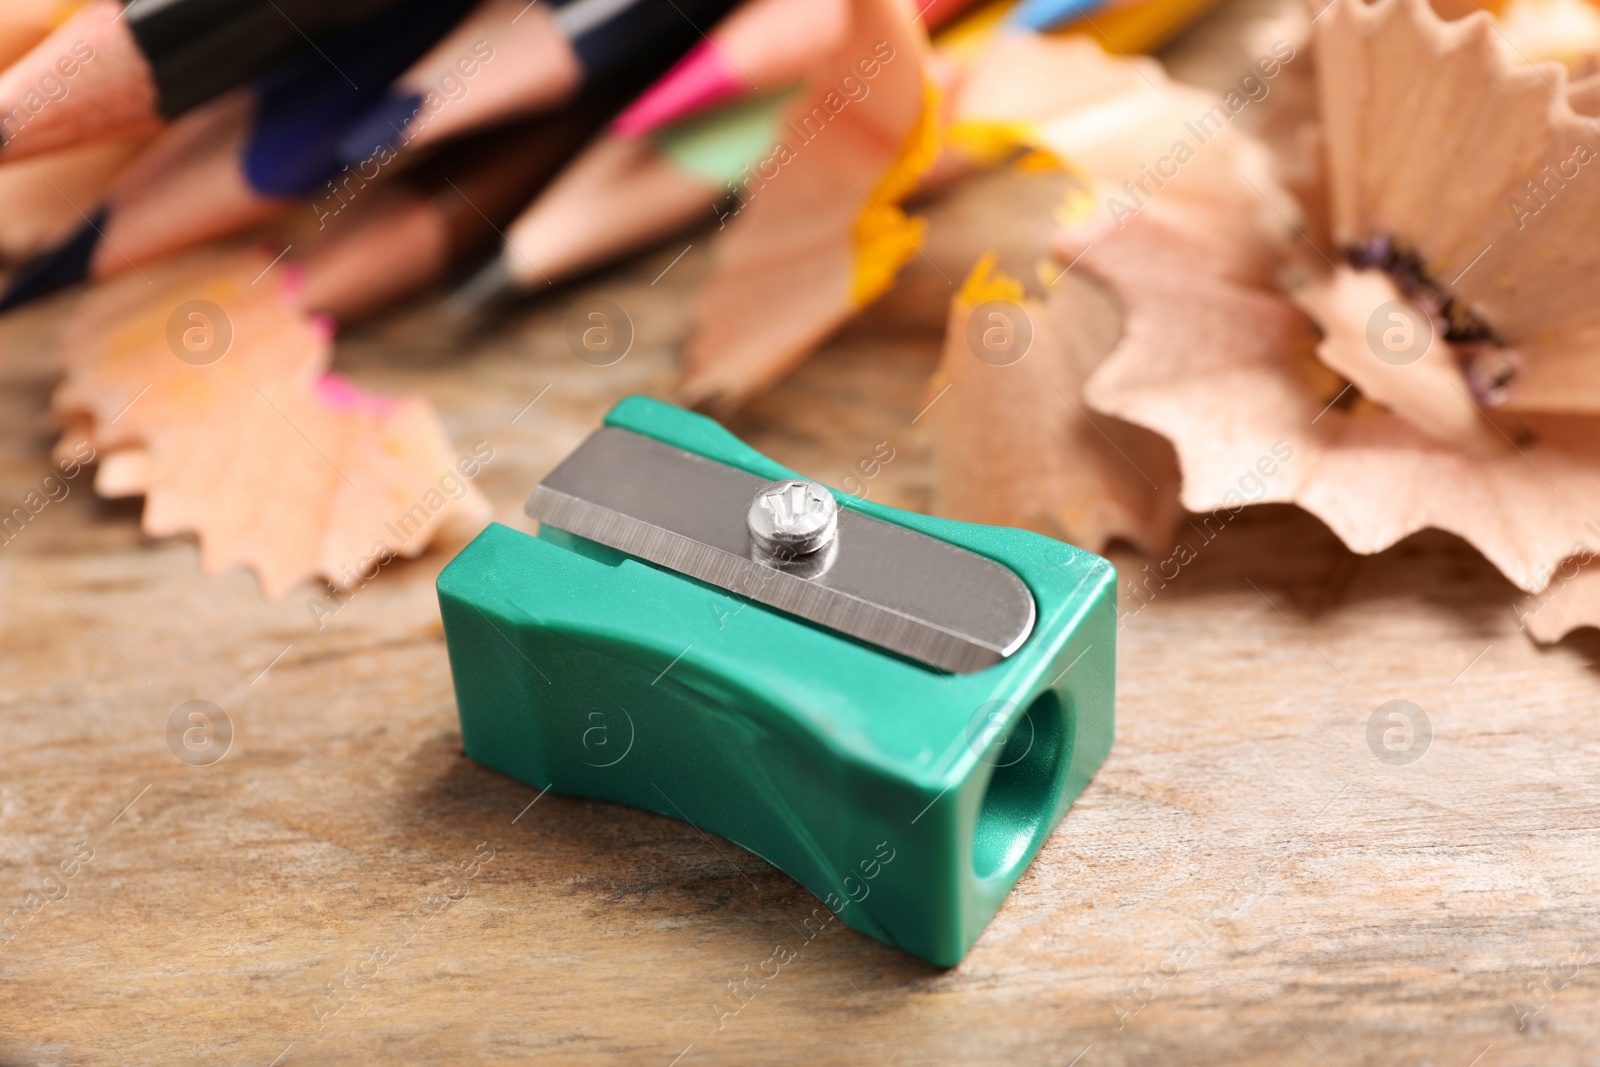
[0,0,458,162]
[1007,0,1112,31]
[453,90,789,307]
[0,134,147,263]
[303,56,676,323]
[300,118,580,322]
[336,0,744,166]
[0,0,476,311]
[613,0,985,138]
[1007,0,1220,45]
[910,0,992,27]
[611,0,847,138]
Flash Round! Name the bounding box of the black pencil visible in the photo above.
[0,0,431,162]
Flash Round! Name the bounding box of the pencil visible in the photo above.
[613,0,985,138]
[0,134,147,263]
[303,59,676,323]
[0,0,444,162]
[335,0,744,167]
[455,90,789,305]
[610,0,848,138]
[0,0,476,311]
[1006,0,1116,32]
[300,126,566,322]
[1006,0,1222,47]
[910,0,991,28]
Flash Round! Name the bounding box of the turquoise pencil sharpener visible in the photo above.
[437,396,1116,966]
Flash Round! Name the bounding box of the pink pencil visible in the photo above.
[613,0,989,138]
[612,0,847,137]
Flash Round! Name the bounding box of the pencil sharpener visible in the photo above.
[437,396,1116,966]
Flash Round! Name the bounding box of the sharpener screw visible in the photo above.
[747,480,838,556]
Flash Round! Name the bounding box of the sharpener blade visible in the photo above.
[525,427,1036,674]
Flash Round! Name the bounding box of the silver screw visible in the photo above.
[747,480,838,557]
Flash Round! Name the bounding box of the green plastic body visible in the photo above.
[436,397,1116,966]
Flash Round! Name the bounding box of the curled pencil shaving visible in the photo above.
[1519,559,1600,641]
[1290,269,1502,451]
[931,252,1182,555]
[928,30,1292,554]
[1076,0,1600,640]
[50,248,489,598]
[1317,0,1600,414]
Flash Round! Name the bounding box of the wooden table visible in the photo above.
[4,9,1600,1064]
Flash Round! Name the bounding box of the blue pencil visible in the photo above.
[1006,0,1114,31]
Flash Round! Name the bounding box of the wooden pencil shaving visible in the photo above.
[1067,0,1600,640]
[50,248,489,598]
[1289,269,1501,451]
[931,253,1182,555]
[929,28,1294,553]
[691,0,1600,639]
[1316,0,1600,413]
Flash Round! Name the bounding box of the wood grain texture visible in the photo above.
[4,7,1600,1064]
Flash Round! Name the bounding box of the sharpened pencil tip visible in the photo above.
[335,91,424,169]
[0,210,105,313]
[442,255,516,321]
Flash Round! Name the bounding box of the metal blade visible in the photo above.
[525,427,1037,674]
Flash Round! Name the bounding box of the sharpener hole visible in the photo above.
[972,692,1067,880]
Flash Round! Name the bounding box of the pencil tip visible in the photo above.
[611,41,738,139]
[442,255,516,322]
[336,91,424,169]
[0,210,104,313]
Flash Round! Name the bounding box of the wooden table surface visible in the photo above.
[5,7,1600,1064]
